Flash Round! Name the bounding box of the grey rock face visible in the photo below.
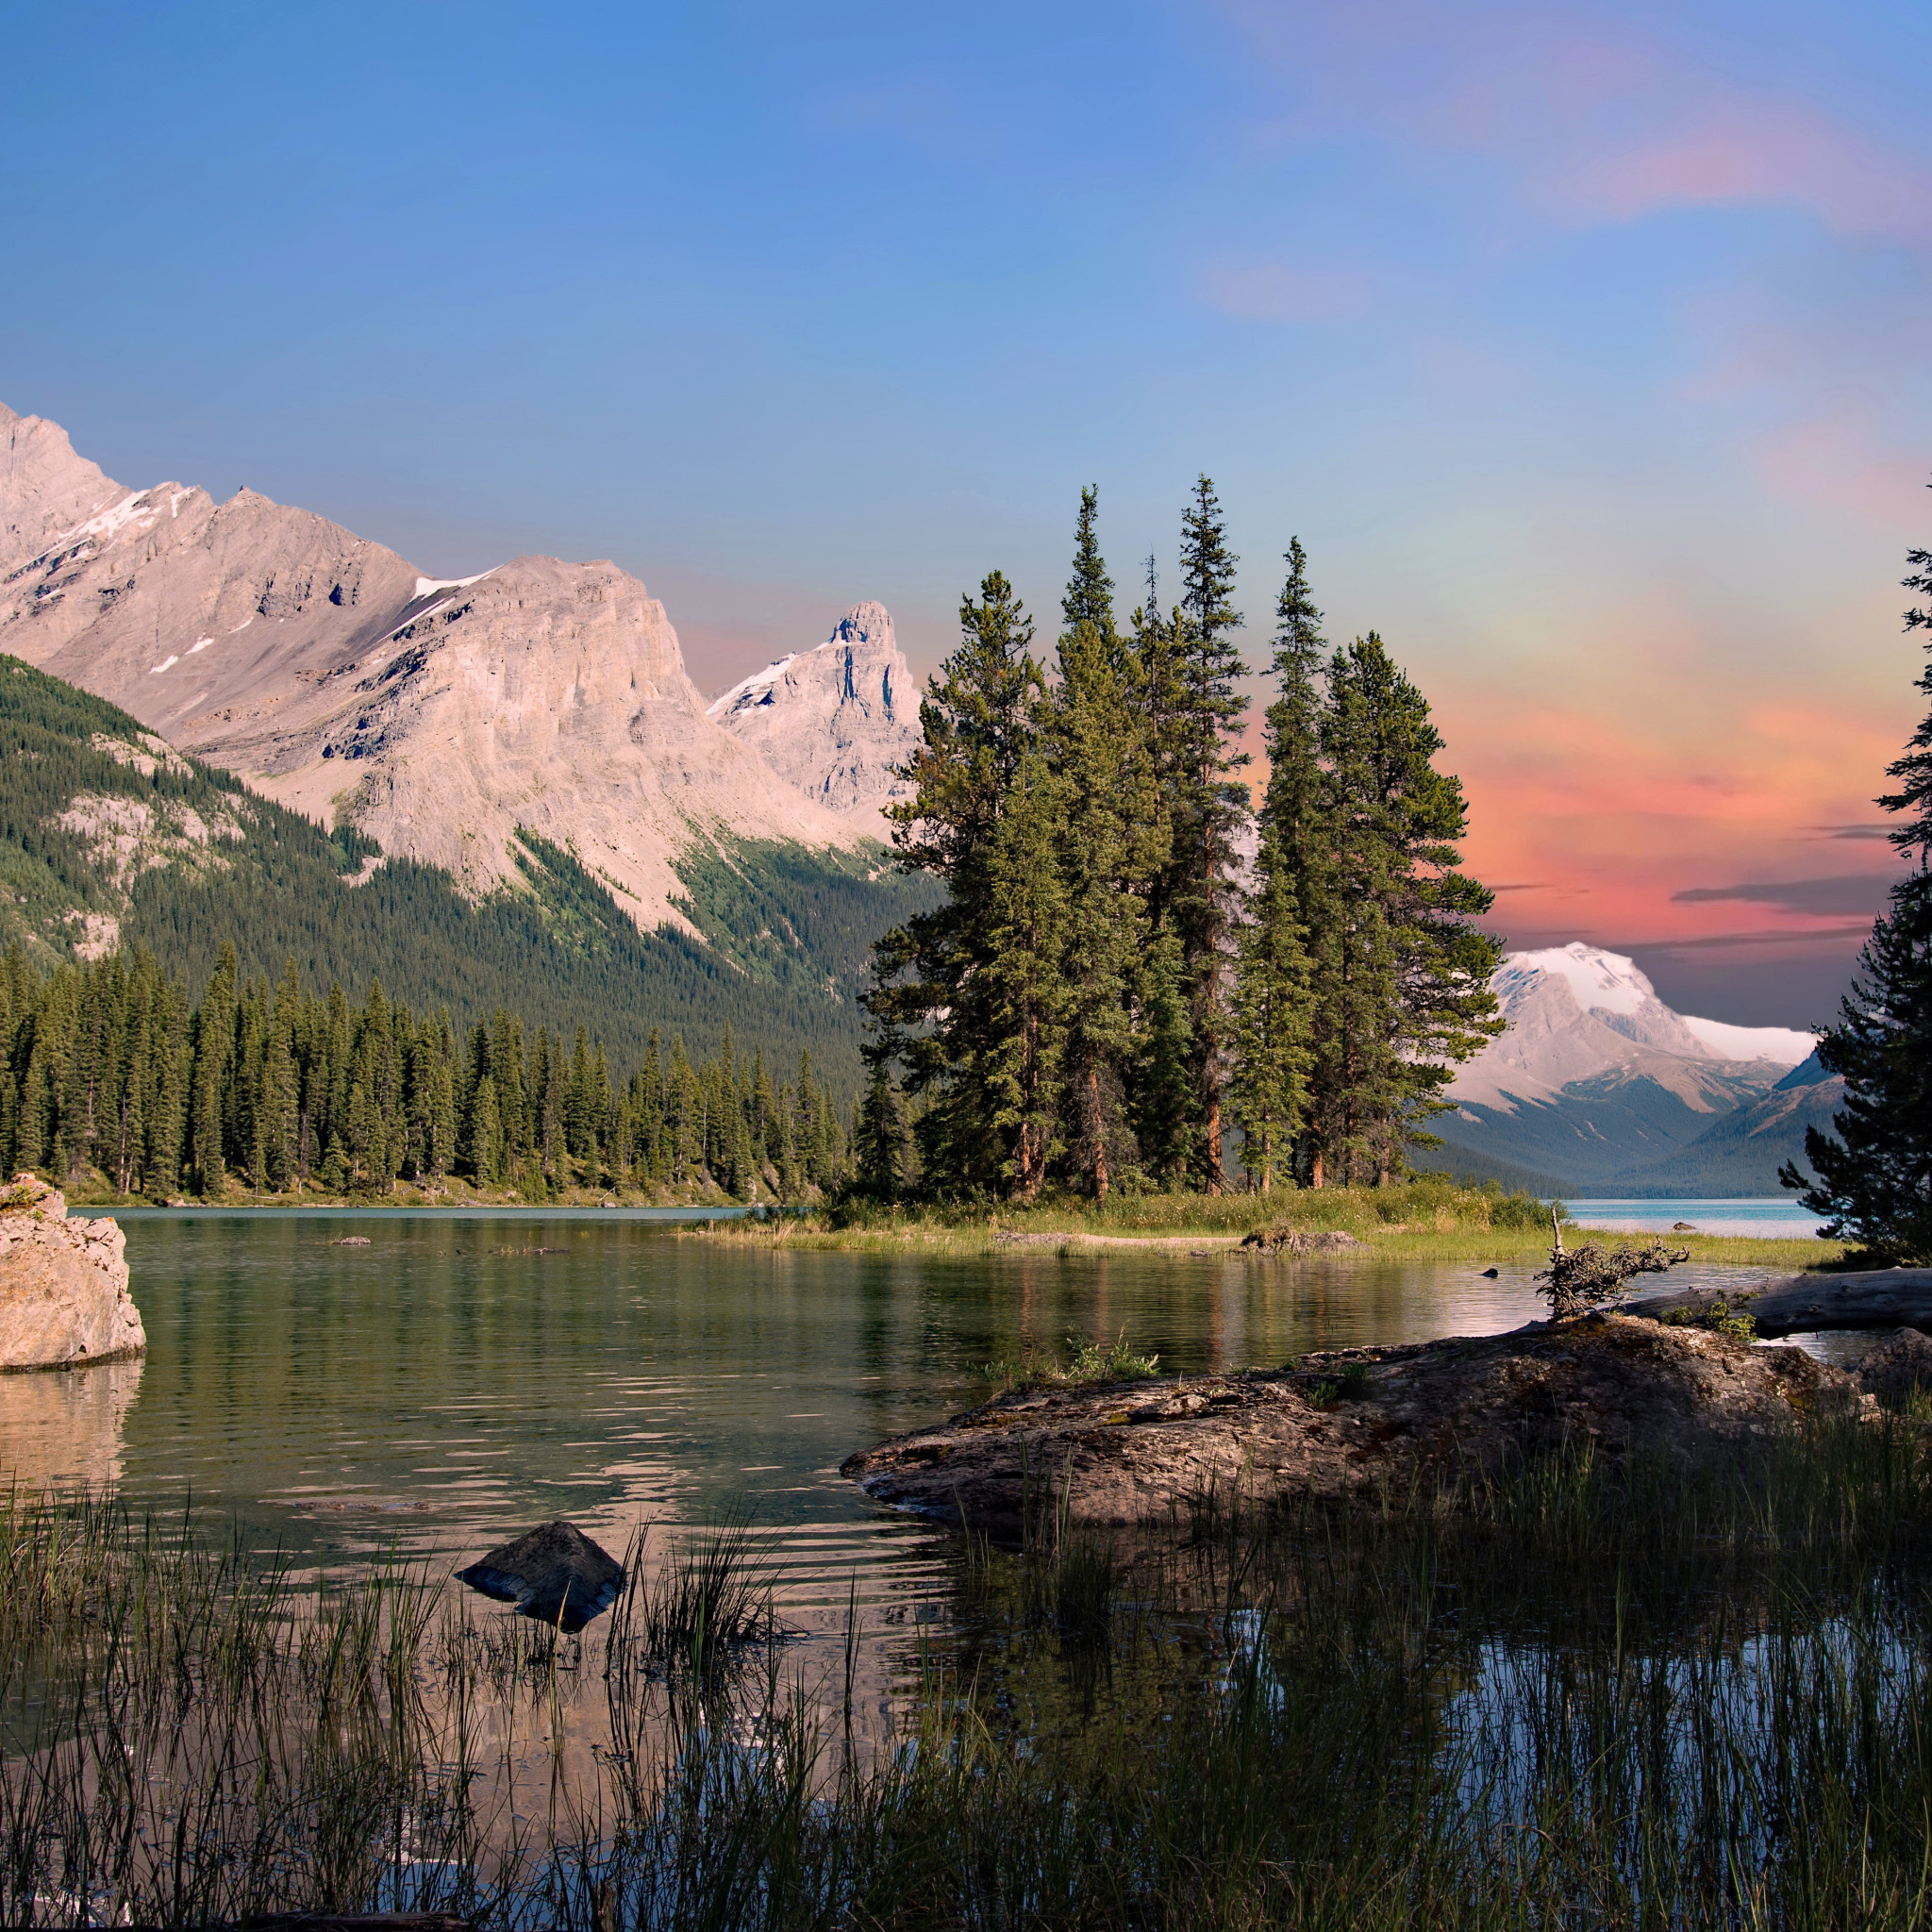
[0,401,874,931]
[707,600,921,818]
[0,1174,145,1371]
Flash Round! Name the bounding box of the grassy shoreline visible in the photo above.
[694,1180,1850,1272]
[50,1173,1847,1271]
[8,1411,1932,1927]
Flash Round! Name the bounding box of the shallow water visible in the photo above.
[1,1210,1806,1624]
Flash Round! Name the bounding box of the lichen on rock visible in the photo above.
[0,1174,145,1371]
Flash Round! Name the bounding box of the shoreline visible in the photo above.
[47,1179,1843,1271]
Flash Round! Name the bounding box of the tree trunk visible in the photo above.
[1088,1064,1108,1204]
[1627,1270,1932,1336]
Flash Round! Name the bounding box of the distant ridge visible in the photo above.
[1422,943,1839,1196]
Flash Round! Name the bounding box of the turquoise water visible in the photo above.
[1568,1198,1827,1239]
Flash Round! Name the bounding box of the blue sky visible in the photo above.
[5,0,1929,1019]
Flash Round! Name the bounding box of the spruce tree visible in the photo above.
[981,750,1070,1200]
[1062,486,1120,662]
[854,1064,909,1202]
[1230,823,1312,1191]
[1316,635,1502,1183]
[1136,927,1195,1186]
[1257,539,1340,1185]
[865,571,1043,1195]
[189,941,238,1195]
[1050,491,1166,1198]
[1171,475,1251,1191]
[1784,519,1932,1258]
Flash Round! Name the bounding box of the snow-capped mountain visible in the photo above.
[708,601,920,820]
[1431,943,1839,1196]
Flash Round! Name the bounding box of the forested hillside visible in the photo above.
[0,943,848,1202]
[0,657,935,1088]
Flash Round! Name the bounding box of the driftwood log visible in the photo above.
[1626,1270,1932,1337]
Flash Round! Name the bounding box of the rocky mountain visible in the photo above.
[707,600,920,822]
[1426,943,1840,1196]
[0,400,878,933]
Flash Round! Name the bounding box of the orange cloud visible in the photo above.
[1441,675,1913,949]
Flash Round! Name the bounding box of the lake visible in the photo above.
[0,1208,1895,1927]
[0,1208,1825,1635]
[1567,1197,1827,1238]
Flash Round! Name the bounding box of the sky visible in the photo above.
[4,0,1928,1024]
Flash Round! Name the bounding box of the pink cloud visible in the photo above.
[1557,103,1932,242]
[1218,0,1932,247]
[1199,258,1373,324]
[1754,405,1932,525]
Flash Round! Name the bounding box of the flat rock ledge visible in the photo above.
[0,1175,144,1371]
[841,1315,1857,1542]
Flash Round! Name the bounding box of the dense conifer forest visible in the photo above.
[859,481,1504,1204]
[0,657,935,1091]
[0,941,849,1201]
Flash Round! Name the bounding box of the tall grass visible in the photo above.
[9,1420,1932,1925]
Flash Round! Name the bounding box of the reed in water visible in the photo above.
[7,1410,1932,1927]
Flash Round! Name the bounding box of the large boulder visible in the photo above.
[843,1313,1858,1541]
[0,1175,144,1371]
[1857,1327,1932,1409]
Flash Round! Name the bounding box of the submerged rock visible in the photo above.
[456,1520,625,1633]
[842,1314,1858,1542]
[0,1175,144,1371]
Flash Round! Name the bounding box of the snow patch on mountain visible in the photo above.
[1502,942,1653,1016]
[1678,1015,1815,1066]
[708,653,801,717]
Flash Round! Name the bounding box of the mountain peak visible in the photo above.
[1435,940,1834,1194]
[708,601,920,817]
[0,401,874,935]
[1498,942,1657,1017]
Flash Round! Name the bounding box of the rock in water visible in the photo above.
[0,1175,144,1371]
[456,1521,625,1632]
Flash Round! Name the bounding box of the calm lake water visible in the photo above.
[1,1209,1824,1631]
[1568,1197,1827,1238]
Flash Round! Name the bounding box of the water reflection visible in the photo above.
[0,1354,143,1490]
[56,1212,1790,1625]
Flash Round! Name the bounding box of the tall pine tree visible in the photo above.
[1242,539,1332,1186]
[1171,476,1250,1191]
[866,572,1044,1195]
[1050,491,1165,1198]
[1784,511,1932,1259]
[1316,635,1501,1183]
